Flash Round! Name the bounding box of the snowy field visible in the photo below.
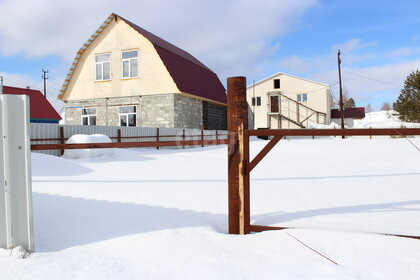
[1,134,420,279]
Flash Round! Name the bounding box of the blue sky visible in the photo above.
[0,0,419,111]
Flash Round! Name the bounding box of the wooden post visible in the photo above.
[156,127,160,150]
[227,76,250,235]
[216,130,218,145]
[182,129,185,149]
[59,126,65,156]
[117,128,122,143]
[201,128,204,147]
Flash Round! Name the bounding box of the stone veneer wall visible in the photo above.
[64,96,142,126]
[64,94,225,129]
[173,94,203,129]
[138,94,174,128]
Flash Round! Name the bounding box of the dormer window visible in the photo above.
[122,50,138,78]
[95,53,111,81]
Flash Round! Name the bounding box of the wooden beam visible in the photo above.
[31,139,229,150]
[227,76,248,235]
[249,136,282,172]
[248,128,420,137]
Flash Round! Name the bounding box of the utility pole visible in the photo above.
[0,76,3,95]
[337,50,345,138]
[42,69,48,98]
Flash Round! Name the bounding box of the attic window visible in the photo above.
[122,50,138,78]
[95,53,111,81]
[273,79,280,89]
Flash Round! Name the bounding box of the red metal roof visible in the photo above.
[331,107,365,119]
[3,86,61,121]
[118,14,227,104]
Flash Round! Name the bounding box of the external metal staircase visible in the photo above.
[267,91,327,129]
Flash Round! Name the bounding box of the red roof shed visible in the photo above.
[2,86,61,123]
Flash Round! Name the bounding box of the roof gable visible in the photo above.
[248,72,329,89]
[3,86,61,121]
[59,13,226,104]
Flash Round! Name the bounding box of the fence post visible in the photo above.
[59,126,65,156]
[201,128,204,147]
[369,127,372,139]
[216,130,219,145]
[156,127,160,150]
[227,76,250,235]
[117,128,122,143]
[182,129,185,149]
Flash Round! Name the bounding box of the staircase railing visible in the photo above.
[268,91,327,128]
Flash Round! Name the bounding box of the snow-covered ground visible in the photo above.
[354,110,420,128]
[1,136,420,279]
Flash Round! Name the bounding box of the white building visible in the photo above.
[247,73,333,129]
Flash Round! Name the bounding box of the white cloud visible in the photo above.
[0,0,318,81]
[332,38,376,53]
[386,46,420,58]
[0,71,65,111]
[309,59,420,107]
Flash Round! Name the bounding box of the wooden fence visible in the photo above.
[30,124,228,156]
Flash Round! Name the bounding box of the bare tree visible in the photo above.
[381,102,391,111]
[365,104,373,113]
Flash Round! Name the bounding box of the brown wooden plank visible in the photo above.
[248,128,420,137]
[249,136,282,172]
[250,225,290,232]
[31,139,230,150]
[227,76,248,235]
[60,126,65,156]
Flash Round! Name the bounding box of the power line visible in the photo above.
[342,69,401,88]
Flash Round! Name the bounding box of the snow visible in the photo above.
[354,110,420,128]
[62,134,114,159]
[1,136,420,279]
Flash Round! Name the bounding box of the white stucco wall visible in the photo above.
[246,73,332,129]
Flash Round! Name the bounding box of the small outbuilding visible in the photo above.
[2,86,61,123]
[330,107,365,127]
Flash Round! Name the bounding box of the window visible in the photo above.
[119,106,136,126]
[82,108,96,125]
[122,50,138,78]
[95,54,111,81]
[273,79,280,89]
[297,93,308,102]
[251,97,261,106]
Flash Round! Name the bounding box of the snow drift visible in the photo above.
[62,134,114,159]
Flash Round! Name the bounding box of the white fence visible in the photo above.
[30,124,228,156]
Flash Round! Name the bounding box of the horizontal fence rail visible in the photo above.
[248,128,420,137]
[31,139,230,151]
[30,123,228,156]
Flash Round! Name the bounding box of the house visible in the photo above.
[2,85,61,123]
[330,107,365,127]
[247,73,333,129]
[58,13,227,130]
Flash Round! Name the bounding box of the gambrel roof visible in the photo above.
[58,13,227,104]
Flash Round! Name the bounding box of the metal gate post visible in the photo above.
[227,76,250,234]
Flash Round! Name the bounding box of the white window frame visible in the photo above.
[121,50,139,79]
[81,108,97,126]
[297,93,308,102]
[95,53,111,81]
[119,105,137,127]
